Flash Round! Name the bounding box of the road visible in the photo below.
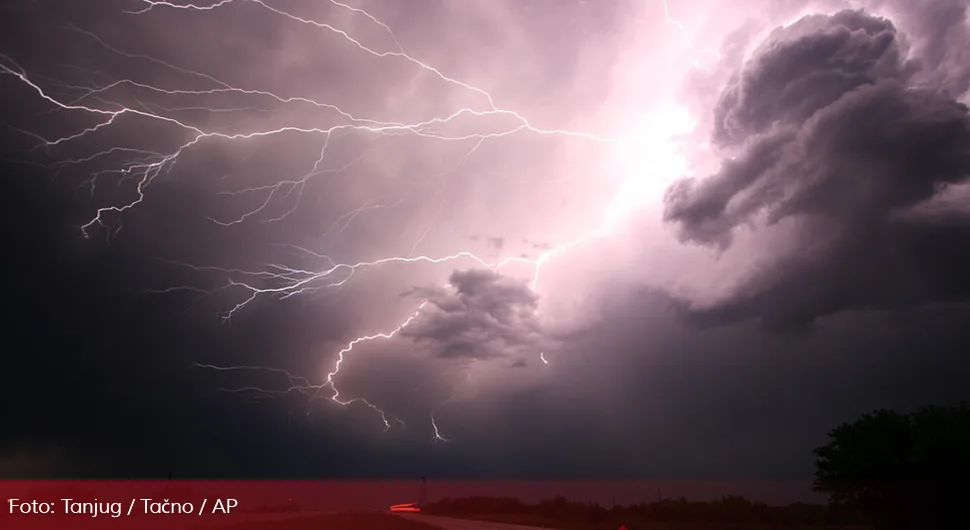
[397,514,558,530]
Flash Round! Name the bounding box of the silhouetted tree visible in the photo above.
[814,403,970,530]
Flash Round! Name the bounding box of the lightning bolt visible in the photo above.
[3,0,700,442]
[662,0,720,60]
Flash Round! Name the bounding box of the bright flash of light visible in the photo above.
[603,104,696,230]
[2,0,702,442]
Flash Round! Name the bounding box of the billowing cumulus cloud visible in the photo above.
[401,269,549,362]
[664,7,970,328]
[712,10,908,147]
[875,0,970,96]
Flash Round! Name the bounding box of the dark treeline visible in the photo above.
[424,495,871,527]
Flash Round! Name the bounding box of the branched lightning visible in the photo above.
[3,0,700,442]
[662,0,720,59]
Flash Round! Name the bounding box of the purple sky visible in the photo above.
[1,0,969,503]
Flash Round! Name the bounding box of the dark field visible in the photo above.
[434,512,873,530]
[421,496,873,530]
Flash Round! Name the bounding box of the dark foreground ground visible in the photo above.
[418,512,874,530]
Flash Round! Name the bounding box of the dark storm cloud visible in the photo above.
[400,269,548,361]
[874,0,970,96]
[711,9,908,147]
[664,6,970,327]
[513,285,970,480]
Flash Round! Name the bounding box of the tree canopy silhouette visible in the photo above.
[814,403,970,530]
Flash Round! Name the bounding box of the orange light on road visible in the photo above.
[389,502,421,512]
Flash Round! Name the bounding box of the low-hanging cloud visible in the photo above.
[663,5,970,328]
[400,269,550,362]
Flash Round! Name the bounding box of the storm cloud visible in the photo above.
[401,269,549,361]
[664,7,970,328]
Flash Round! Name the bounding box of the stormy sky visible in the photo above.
[1,0,969,499]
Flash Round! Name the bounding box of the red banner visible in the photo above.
[0,480,406,529]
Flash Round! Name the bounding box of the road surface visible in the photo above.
[397,514,558,530]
